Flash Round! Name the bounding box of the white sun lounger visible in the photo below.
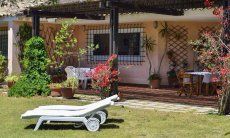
[21,97,118,132]
[37,95,119,111]
[34,95,119,124]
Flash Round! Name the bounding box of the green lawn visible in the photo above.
[0,94,229,138]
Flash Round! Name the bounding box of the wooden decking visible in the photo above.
[78,86,218,108]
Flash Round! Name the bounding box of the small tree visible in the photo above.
[52,18,78,68]
[53,18,98,68]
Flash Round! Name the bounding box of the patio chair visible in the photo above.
[21,96,119,132]
[75,68,91,89]
[35,95,119,124]
[65,66,91,89]
[177,71,197,97]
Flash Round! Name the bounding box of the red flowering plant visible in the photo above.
[88,54,119,99]
[190,0,230,114]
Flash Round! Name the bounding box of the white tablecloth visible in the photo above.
[186,72,212,83]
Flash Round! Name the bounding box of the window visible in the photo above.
[0,28,8,58]
[93,33,140,56]
[87,27,144,63]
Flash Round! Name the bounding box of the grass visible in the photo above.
[0,94,230,138]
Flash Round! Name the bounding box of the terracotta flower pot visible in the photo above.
[61,88,74,99]
[150,79,160,89]
[7,81,15,88]
[50,88,62,97]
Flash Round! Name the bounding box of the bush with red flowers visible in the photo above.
[191,1,230,114]
[88,54,119,99]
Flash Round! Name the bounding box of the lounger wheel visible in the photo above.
[96,110,108,124]
[73,122,83,128]
[102,109,108,119]
[85,117,100,132]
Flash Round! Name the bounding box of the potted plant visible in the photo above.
[167,69,178,87]
[49,83,62,97]
[61,77,78,99]
[5,75,19,88]
[148,73,161,89]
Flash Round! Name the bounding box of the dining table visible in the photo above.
[185,71,212,96]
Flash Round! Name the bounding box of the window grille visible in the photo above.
[85,24,145,65]
[0,28,8,58]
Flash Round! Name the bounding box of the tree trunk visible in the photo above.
[219,86,230,115]
[218,0,230,115]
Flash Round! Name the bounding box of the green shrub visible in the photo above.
[0,54,7,82]
[5,75,20,82]
[8,37,51,97]
[8,75,50,97]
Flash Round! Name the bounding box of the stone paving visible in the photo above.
[0,86,218,114]
[78,86,218,107]
[76,94,218,114]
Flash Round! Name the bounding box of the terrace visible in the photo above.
[78,85,218,107]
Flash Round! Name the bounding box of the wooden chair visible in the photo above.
[177,71,197,97]
[210,81,222,96]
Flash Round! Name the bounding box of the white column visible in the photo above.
[8,21,21,74]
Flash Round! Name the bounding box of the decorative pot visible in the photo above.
[61,88,74,99]
[51,75,60,83]
[50,88,62,97]
[7,81,15,88]
[150,79,160,89]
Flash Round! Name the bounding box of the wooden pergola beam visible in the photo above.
[119,0,223,9]
[107,1,184,16]
[25,10,105,20]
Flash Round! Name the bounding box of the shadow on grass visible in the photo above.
[105,118,124,124]
[25,121,121,131]
[25,124,78,130]
[225,132,230,136]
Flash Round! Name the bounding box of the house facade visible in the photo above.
[15,9,218,85]
[1,0,219,85]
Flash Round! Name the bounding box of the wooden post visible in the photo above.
[109,5,119,95]
[32,13,40,36]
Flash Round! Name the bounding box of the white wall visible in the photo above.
[8,21,21,74]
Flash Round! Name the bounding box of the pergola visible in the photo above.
[24,0,228,95]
